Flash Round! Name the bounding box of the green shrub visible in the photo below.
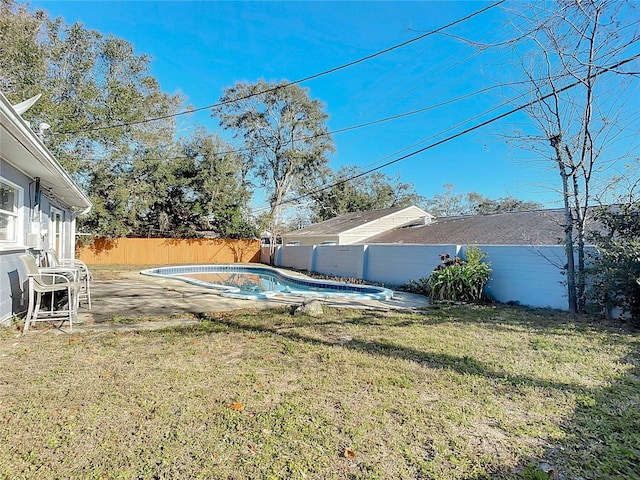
[403,246,492,303]
[587,203,640,324]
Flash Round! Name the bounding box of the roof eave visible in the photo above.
[1,92,91,212]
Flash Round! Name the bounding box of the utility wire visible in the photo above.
[58,0,505,135]
[83,75,550,166]
[274,52,640,210]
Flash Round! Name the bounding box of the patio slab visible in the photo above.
[75,269,429,329]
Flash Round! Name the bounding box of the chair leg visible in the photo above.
[70,285,79,331]
[85,278,91,310]
[23,281,35,334]
[33,291,43,323]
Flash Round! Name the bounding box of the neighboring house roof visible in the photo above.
[0,92,91,212]
[365,209,580,245]
[285,205,432,237]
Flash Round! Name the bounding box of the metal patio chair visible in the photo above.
[42,249,92,309]
[20,254,81,333]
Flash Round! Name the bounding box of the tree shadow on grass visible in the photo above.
[198,310,608,398]
[188,307,640,479]
[513,343,640,479]
[411,303,637,339]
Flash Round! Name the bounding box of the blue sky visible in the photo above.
[26,1,591,210]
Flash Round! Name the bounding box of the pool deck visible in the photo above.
[74,269,429,331]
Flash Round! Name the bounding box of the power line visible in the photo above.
[80,75,545,165]
[57,0,505,135]
[274,52,640,210]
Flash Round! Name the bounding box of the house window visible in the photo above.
[0,179,21,243]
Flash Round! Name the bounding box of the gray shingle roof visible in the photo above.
[285,205,421,236]
[365,209,577,245]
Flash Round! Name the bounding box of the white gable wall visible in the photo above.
[340,206,430,245]
[281,234,339,247]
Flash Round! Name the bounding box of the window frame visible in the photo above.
[0,177,23,247]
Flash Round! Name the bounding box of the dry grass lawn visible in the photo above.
[1,304,638,479]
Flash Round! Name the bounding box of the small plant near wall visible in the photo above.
[403,246,492,303]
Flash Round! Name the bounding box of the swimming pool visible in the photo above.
[141,264,394,300]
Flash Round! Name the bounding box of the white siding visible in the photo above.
[281,234,338,247]
[342,206,430,243]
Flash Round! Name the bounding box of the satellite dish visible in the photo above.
[12,94,42,115]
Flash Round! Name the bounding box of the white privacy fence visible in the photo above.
[261,243,581,310]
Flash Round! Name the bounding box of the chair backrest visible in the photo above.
[20,254,40,275]
[43,249,61,268]
[20,254,53,288]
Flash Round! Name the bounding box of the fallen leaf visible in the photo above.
[68,337,83,344]
[100,371,111,378]
[191,340,198,345]
[249,335,256,339]
[230,402,245,412]
[343,448,356,459]
[262,355,274,361]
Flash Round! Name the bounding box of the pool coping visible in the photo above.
[141,264,395,301]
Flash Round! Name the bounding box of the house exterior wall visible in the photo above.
[281,234,338,247]
[0,159,82,324]
[339,206,430,244]
[1,91,91,326]
[282,206,430,246]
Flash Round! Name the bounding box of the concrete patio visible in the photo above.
[74,268,429,331]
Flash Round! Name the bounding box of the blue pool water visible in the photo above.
[141,264,394,300]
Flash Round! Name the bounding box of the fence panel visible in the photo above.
[279,245,314,271]
[77,238,260,265]
[477,245,568,309]
[271,243,580,311]
[365,244,457,286]
[314,245,366,278]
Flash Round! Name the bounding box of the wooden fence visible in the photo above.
[76,237,261,265]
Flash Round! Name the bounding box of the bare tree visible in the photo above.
[507,0,640,312]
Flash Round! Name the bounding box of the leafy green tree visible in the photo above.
[473,197,542,215]
[304,166,424,222]
[422,184,542,217]
[0,0,46,94]
[180,129,258,238]
[2,1,259,239]
[213,80,334,257]
[588,203,640,324]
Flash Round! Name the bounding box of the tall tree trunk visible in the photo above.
[551,134,578,313]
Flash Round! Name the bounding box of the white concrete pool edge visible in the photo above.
[140,264,395,301]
